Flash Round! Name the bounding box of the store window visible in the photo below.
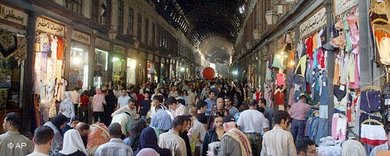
[65,0,82,14]
[117,0,124,35]
[112,56,125,84]
[127,58,137,85]
[127,7,134,35]
[137,13,142,41]
[94,49,108,88]
[69,44,89,90]
[0,29,26,110]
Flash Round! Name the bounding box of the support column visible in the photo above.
[325,0,335,135]
[22,11,36,133]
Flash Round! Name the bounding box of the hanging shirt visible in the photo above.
[306,35,314,60]
[57,37,64,60]
[276,72,286,87]
[274,89,285,106]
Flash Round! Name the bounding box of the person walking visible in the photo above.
[261,110,296,156]
[218,115,252,156]
[94,123,133,156]
[92,88,106,123]
[27,126,54,156]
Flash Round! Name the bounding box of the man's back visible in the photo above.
[158,130,187,156]
[95,138,133,156]
[237,109,268,133]
[0,131,33,156]
[261,126,297,156]
[218,135,242,156]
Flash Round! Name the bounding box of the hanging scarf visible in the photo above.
[0,29,17,58]
[224,128,252,156]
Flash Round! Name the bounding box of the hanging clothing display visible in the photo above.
[0,30,17,58]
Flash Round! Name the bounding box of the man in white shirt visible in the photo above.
[237,100,269,156]
[370,125,390,156]
[70,87,80,115]
[158,115,188,156]
[27,126,54,156]
[166,97,178,119]
[261,110,297,156]
[117,90,131,109]
[176,98,189,116]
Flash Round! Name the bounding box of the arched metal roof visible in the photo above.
[153,0,248,44]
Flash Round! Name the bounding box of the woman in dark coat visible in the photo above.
[104,89,117,126]
[202,113,225,156]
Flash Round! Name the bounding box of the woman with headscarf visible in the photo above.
[92,88,106,124]
[138,109,172,156]
[55,129,87,156]
[59,91,75,120]
[104,89,117,126]
[123,119,147,150]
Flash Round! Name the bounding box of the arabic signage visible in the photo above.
[95,38,110,50]
[113,45,126,55]
[36,17,65,36]
[0,4,28,26]
[333,0,358,16]
[299,7,326,38]
[71,30,90,45]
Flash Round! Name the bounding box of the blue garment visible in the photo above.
[204,98,215,116]
[305,117,329,145]
[150,110,172,131]
[291,119,306,143]
[139,100,151,116]
[320,74,329,105]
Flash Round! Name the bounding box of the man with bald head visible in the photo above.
[76,122,90,147]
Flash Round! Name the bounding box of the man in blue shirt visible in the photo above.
[204,91,216,117]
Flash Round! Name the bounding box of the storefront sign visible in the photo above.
[95,38,110,50]
[299,7,326,38]
[36,17,65,36]
[333,0,358,16]
[71,30,90,45]
[0,5,28,26]
[113,45,126,55]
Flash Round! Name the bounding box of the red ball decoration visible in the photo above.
[202,67,215,80]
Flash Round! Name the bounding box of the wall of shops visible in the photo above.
[0,0,197,132]
[236,0,390,148]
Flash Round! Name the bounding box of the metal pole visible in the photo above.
[324,0,335,135]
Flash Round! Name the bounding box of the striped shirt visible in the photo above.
[94,138,133,156]
[261,125,297,156]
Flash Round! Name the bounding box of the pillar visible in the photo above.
[325,0,335,135]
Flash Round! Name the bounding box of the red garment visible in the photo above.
[255,91,262,102]
[57,37,64,60]
[274,90,285,105]
[137,94,144,106]
[80,95,89,106]
[305,36,314,60]
[317,48,325,68]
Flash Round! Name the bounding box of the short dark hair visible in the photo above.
[296,137,316,154]
[259,98,267,105]
[5,112,22,130]
[165,97,177,106]
[248,100,257,106]
[52,114,69,129]
[177,99,186,105]
[173,115,187,128]
[109,123,122,138]
[196,101,207,110]
[78,123,90,131]
[208,90,215,95]
[33,126,54,145]
[72,116,82,122]
[128,98,137,104]
[152,95,163,103]
[274,110,290,124]
[130,119,147,136]
[144,91,150,95]
[225,97,233,102]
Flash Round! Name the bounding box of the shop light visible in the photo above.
[72,56,82,65]
[112,57,120,62]
[232,70,238,76]
[289,61,295,67]
[180,67,185,72]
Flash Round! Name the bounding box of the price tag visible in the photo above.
[340,85,345,91]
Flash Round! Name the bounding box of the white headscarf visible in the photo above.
[59,91,75,119]
[136,148,160,156]
[60,129,87,155]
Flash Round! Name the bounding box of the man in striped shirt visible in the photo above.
[95,123,133,156]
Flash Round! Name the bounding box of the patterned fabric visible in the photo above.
[224,128,252,156]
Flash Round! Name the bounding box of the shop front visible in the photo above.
[112,45,126,86]
[147,54,157,83]
[94,38,110,88]
[68,30,91,91]
[0,3,28,131]
[126,57,137,85]
[34,17,67,123]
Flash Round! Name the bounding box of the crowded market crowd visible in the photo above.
[0,78,389,156]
